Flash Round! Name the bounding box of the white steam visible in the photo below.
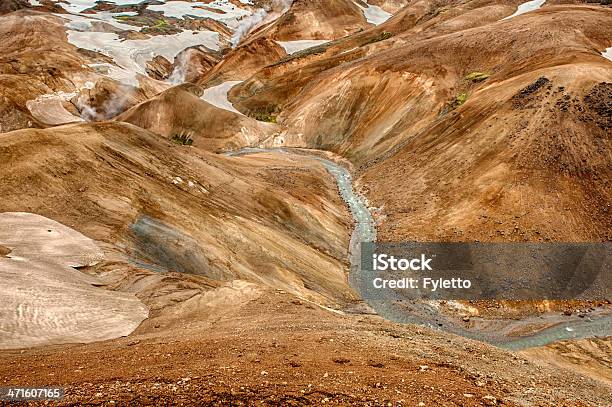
[77,86,134,121]
[231,0,293,48]
[78,100,99,121]
[169,51,190,85]
[231,8,267,48]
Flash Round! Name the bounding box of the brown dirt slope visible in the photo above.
[227,0,524,122]
[0,0,30,15]
[0,11,82,132]
[522,337,612,386]
[198,37,287,84]
[255,0,370,41]
[0,121,353,305]
[115,84,276,151]
[229,4,611,242]
[361,68,611,243]
[0,288,610,406]
[266,6,610,161]
[173,46,223,84]
[0,11,165,132]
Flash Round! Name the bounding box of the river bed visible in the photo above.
[226,147,611,350]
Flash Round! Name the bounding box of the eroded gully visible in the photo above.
[225,147,611,350]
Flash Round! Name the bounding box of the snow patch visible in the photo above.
[57,12,139,32]
[26,91,84,125]
[0,212,148,350]
[67,30,219,86]
[200,81,244,115]
[53,0,147,13]
[502,0,546,20]
[602,47,612,63]
[277,40,329,55]
[354,1,392,25]
[148,0,250,25]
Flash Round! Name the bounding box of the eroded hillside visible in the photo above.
[0,0,610,404]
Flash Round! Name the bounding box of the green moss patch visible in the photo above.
[465,72,490,82]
